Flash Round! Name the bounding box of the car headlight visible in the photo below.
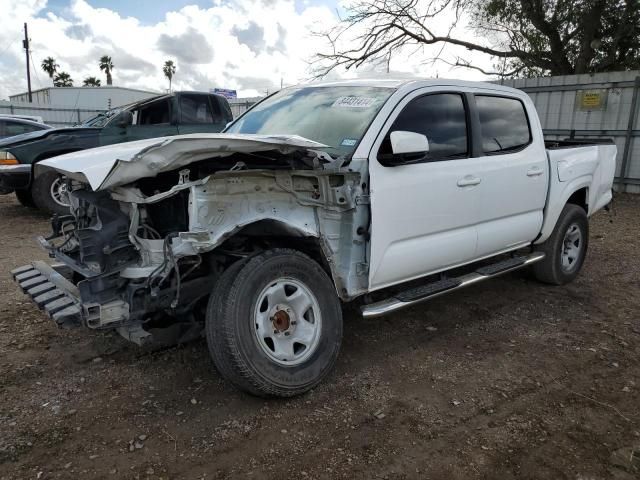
[0,151,18,165]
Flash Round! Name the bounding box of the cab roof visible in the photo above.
[301,77,524,96]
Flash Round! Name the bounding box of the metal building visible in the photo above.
[9,86,160,110]
[500,70,640,193]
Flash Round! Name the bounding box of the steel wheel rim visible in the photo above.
[561,223,582,272]
[50,176,70,207]
[253,277,322,366]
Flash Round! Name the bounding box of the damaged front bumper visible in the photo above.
[11,261,191,346]
[12,261,82,328]
[12,260,129,331]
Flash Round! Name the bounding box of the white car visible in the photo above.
[13,79,616,397]
[0,115,50,139]
[0,114,46,124]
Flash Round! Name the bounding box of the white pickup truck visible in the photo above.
[12,79,616,397]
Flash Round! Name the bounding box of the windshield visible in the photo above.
[80,108,124,127]
[226,86,394,157]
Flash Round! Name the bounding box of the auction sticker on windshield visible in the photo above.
[332,96,376,108]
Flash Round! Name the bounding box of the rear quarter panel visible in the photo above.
[536,144,616,243]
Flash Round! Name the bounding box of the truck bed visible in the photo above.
[545,137,615,149]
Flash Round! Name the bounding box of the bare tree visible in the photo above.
[313,0,640,78]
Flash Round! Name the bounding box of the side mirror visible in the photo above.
[115,111,133,128]
[390,130,429,155]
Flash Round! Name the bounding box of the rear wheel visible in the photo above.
[533,204,589,285]
[31,171,71,215]
[205,249,343,397]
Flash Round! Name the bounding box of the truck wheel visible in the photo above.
[205,249,343,397]
[533,204,589,285]
[15,189,36,208]
[31,171,71,215]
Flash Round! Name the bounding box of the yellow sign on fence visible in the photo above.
[576,90,608,111]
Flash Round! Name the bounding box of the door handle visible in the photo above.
[527,167,543,177]
[457,176,481,187]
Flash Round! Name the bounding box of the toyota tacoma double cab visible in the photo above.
[12,79,616,397]
[0,92,232,214]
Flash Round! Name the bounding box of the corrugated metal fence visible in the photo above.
[500,71,640,193]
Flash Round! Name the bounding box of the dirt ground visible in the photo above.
[0,193,639,480]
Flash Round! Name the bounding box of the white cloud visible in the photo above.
[0,0,493,100]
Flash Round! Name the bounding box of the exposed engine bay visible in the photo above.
[25,135,370,346]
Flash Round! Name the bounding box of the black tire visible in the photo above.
[206,249,343,397]
[31,171,70,215]
[206,258,256,394]
[15,188,36,208]
[533,204,589,285]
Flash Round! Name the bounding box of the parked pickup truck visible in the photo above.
[0,92,232,214]
[12,79,616,397]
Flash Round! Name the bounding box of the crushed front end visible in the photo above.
[11,134,369,347]
[13,184,214,346]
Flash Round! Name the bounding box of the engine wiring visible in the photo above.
[138,223,162,239]
[145,232,203,309]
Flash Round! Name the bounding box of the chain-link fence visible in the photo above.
[0,103,103,127]
[227,98,261,118]
[1,97,264,128]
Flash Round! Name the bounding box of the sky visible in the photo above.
[0,0,492,100]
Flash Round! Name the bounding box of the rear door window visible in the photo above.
[180,95,217,124]
[476,96,531,154]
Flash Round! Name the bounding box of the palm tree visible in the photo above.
[53,72,73,87]
[83,76,101,87]
[163,60,176,92]
[99,55,114,85]
[41,57,59,85]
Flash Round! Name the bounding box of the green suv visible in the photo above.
[0,92,232,214]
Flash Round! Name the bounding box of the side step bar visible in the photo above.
[361,252,545,319]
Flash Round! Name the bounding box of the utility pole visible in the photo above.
[23,22,32,102]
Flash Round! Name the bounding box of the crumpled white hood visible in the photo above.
[36,133,327,191]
